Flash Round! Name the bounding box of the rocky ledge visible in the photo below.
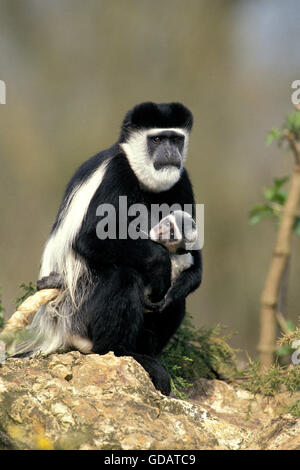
[0,351,299,450]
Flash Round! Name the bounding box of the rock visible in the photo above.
[0,351,299,450]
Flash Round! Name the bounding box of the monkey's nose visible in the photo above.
[154,152,181,170]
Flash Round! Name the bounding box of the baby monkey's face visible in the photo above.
[149,211,197,253]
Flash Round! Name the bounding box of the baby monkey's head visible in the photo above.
[149,210,198,253]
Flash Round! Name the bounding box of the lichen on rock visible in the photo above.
[0,351,299,450]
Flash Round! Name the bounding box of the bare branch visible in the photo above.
[284,130,300,165]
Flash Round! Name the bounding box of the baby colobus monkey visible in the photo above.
[149,210,198,283]
[141,210,198,312]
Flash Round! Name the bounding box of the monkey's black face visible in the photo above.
[121,126,189,192]
[147,131,185,171]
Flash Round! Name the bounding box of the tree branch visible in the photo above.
[258,132,300,371]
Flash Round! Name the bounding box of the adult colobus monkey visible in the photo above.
[15,102,202,395]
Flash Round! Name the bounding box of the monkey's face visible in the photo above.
[147,131,185,171]
[120,128,189,192]
[149,214,182,253]
[149,211,198,252]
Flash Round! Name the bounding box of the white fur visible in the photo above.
[171,253,193,282]
[12,302,93,356]
[70,335,93,354]
[15,161,111,357]
[120,128,189,192]
[39,159,111,304]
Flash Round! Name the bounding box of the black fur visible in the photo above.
[120,101,193,141]
[35,102,202,395]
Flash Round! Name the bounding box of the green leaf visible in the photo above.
[263,177,289,205]
[265,128,284,146]
[249,204,275,225]
[286,111,300,138]
[274,176,290,189]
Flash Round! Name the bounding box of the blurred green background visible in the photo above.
[0,0,299,356]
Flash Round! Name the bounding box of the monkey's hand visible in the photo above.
[37,271,63,291]
[144,296,164,312]
[144,290,172,312]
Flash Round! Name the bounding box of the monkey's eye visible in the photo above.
[152,136,161,143]
[170,230,175,239]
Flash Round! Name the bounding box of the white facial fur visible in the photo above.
[171,253,194,282]
[120,128,189,192]
[149,213,180,247]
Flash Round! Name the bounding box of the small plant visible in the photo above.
[15,282,36,310]
[160,314,238,398]
[250,108,300,370]
[285,399,300,417]
[275,318,296,361]
[249,176,300,235]
[238,317,300,417]
[239,359,300,417]
[241,360,284,396]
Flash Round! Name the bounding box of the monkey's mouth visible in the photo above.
[158,234,180,246]
[153,153,182,170]
[154,162,181,171]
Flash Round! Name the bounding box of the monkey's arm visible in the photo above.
[75,234,171,303]
[145,249,202,311]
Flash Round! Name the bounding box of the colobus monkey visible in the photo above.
[15,102,202,395]
[149,210,198,282]
[143,211,198,311]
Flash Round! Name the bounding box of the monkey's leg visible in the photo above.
[88,266,171,395]
[89,266,144,353]
[137,298,186,356]
[114,349,171,396]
